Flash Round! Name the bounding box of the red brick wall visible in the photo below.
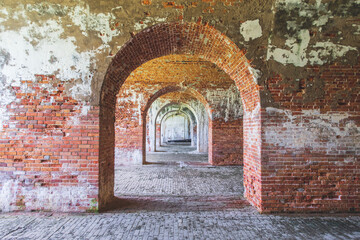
[0,75,99,212]
[261,60,360,213]
[155,123,161,148]
[209,118,243,165]
[243,108,262,211]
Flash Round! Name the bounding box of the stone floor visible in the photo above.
[1,143,360,239]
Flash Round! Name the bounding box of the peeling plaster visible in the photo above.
[69,5,120,46]
[26,3,69,16]
[0,179,96,212]
[205,85,243,121]
[240,19,262,41]
[353,24,360,35]
[0,180,18,212]
[249,67,262,85]
[118,88,145,125]
[0,3,117,128]
[267,29,310,67]
[265,107,360,153]
[269,0,359,67]
[308,41,357,65]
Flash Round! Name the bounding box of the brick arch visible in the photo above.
[143,86,212,116]
[101,22,259,112]
[151,97,205,153]
[155,102,198,126]
[158,110,194,148]
[100,21,261,211]
[142,86,210,164]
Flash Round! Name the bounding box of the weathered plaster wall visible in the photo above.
[261,59,360,213]
[0,0,359,212]
[0,0,358,108]
[0,76,99,212]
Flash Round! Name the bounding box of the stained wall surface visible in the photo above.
[0,0,359,213]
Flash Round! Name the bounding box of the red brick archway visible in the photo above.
[100,21,261,211]
[142,87,211,164]
[154,101,201,151]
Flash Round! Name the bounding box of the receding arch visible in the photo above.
[159,109,192,146]
[154,102,198,150]
[100,21,261,211]
[156,103,198,127]
[161,111,191,143]
[154,100,207,152]
[142,86,210,164]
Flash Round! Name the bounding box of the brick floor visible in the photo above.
[1,144,359,239]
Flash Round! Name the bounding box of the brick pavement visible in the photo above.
[1,146,359,239]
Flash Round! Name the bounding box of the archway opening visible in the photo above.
[145,91,209,155]
[100,22,261,212]
[144,91,210,167]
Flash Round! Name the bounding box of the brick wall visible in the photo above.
[209,119,243,165]
[260,60,360,213]
[0,75,99,212]
[155,123,161,148]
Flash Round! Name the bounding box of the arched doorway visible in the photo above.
[142,87,212,165]
[100,22,261,211]
[151,102,199,151]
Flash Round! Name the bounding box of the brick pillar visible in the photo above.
[209,118,243,165]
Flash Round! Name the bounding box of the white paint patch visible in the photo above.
[0,85,14,131]
[0,180,19,212]
[353,24,360,35]
[308,41,357,65]
[240,19,262,41]
[0,179,96,212]
[26,3,69,16]
[265,107,360,153]
[81,105,91,116]
[313,15,330,27]
[0,8,8,25]
[267,29,310,67]
[69,5,120,46]
[248,67,262,85]
[243,105,261,159]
